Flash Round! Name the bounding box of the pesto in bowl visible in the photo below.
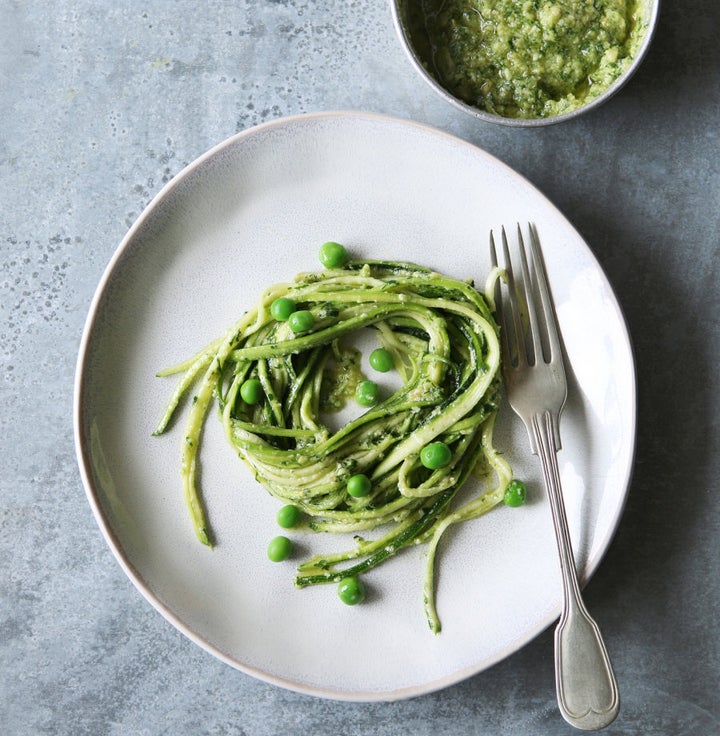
[398,0,655,122]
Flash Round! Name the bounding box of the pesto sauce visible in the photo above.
[320,343,365,411]
[406,0,647,118]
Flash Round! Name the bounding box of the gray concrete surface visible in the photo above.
[1,1,718,734]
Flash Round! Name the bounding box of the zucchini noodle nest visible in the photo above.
[155,259,513,632]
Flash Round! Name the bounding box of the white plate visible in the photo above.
[74,112,635,701]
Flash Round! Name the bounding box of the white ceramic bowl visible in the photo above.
[390,0,660,127]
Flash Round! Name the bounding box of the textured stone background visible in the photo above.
[1,1,718,734]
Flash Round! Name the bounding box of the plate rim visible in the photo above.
[73,110,637,701]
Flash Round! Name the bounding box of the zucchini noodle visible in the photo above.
[155,259,513,632]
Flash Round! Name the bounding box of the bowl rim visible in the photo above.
[389,0,661,127]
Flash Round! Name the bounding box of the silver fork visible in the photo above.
[490,224,619,731]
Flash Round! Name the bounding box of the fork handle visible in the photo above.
[533,411,620,731]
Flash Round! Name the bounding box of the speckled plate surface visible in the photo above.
[74,111,635,701]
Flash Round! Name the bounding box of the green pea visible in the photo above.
[270,296,296,321]
[338,575,365,605]
[503,479,527,507]
[319,241,348,268]
[240,378,264,405]
[369,347,393,373]
[276,504,302,529]
[347,473,371,498]
[420,441,452,469]
[355,380,380,407]
[288,309,314,333]
[267,535,293,562]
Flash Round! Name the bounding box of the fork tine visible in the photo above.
[489,229,499,270]
[528,223,563,362]
[500,226,527,368]
[516,224,546,365]
[489,230,511,364]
